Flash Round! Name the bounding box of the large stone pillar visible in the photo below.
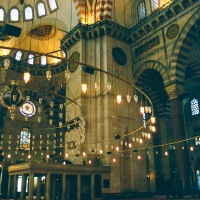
[13,174,17,200]
[20,174,27,200]
[165,84,191,194]
[28,172,34,200]
[62,174,66,200]
[7,174,12,199]
[36,176,42,200]
[77,174,81,200]
[45,173,51,200]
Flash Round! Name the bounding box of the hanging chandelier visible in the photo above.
[0,80,25,120]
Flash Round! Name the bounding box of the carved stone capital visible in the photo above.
[165,83,184,100]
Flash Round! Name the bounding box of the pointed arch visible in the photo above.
[133,60,170,85]
[169,7,200,84]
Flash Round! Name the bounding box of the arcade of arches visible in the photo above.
[0,0,200,199]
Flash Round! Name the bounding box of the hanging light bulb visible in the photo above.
[38,107,42,114]
[24,71,30,83]
[145,106,149,113]
[39,98,43,104]
[49,119,53,125]
[106,82,112,91]
[67,124,70,130]
[50,101,54,108]
[117,95,122,104]
[12,95,17,101]
[133,94,138,103]
[25,114,28,121]
[4,58,10,69]
[59,122,62,128]
[140,106,145,114]
[65,69,70,80]
[26,96,30,101]
[38,116,41,123]
[59,113,63,119]
[81,83,87,93]
[46,70,52,81]
[151,116,156,124]
[151,126,156,133]
[59,104,63,110]
[148,106,152,114]
[95,82,99,91]
[126,95,131,103]
[50,110,54,116]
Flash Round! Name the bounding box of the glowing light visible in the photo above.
[81,84,87,93]
[140,106,145,114]
[165,151,168,156]
[24,71,30,83]
[117,95,122,104]
[151,116,156,124]
[126,95,131,103]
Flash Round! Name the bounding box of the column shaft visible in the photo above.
[62,174,66,200]
[20,174,26,200]
[170,98,191,194]
[36,176,42,200]
[45,173,51,200]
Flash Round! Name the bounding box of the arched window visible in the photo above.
[41,55,47,65]
[24,5,33,20]
[20,127,31,150]
[15,51,22,61]
[10,7,20,22]
[191,98,199,116]
[28,54,34,65]
[138,1,146,21]
[48,0,58,11]
[151,0,159,11]
[37,2,46,17]
[0,7,5,21]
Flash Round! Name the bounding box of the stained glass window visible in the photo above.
[48,0,58,11]
[15,51,22,61]
[151,0,159,11]
[10,8,19,22]
[20,127,31,150]
[0,7,5,21]
[37,2,46,17]
[191,98,199,116]
[24,6,33,20]
[138,2,146,21]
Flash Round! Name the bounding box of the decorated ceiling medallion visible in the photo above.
[28,25,56,40]
[68,51,80,73]
[166,24,180,39]
[20,101,36,117]
[112,47,127,66]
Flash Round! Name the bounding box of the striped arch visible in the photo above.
[73,0,113,23]
[134,61,170,117]
[169,7,200,84]
[133,60,170,85]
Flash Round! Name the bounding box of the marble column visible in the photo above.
[20,174,27,200]
[45,173,51,200]
[7,174,12,199]
[13,174,17,200]
[77,175,81,200]
[28,172,34,200]
[62,174,66,200]
[36,176,42,200]
[52,175,56,200]
[91,174,95,199]
[165,84,191,194]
